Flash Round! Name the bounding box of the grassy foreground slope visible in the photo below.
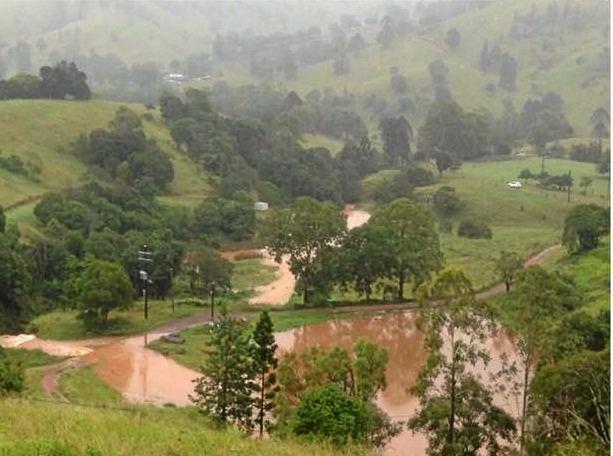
[0,100,211,220]
[0,398,370,456]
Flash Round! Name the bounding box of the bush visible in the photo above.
[457,219,493,239]
[369,172,413,204]
[0,352,25,396]
[405,166,435,187]
[433,186,463,217]
[290,385,374,445]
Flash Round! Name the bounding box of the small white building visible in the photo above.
[163,73,187,85]
[254,201,269,211]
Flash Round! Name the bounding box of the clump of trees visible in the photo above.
[275,339,400,447]
[191,310,399,448]
[73,106,174,193]
[0,61,90,100]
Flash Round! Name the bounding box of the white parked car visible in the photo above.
[507,181,522,189]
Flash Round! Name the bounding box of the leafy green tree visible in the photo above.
[0,205,5,233]
[433,150,456,177]
[418,101,490,161]
[499,53,517,91]
[368,198,442,300]
[495,250,523,291]
[579,176,593,195]
[409,268,516,455]
[251,311,278,437]
[590,108,610,152]
[159,92,186,122]
[376,18,395,48]
[353,339,389,401]
[185,248,232,297]
[379,116,412,169]
[76,260,133,325]
[390,73,408,94]
[262,197,345,304]
[446,28,461,49]
[530,349,609,455]
[433,186,463,218]
[336,224,389,299]
[0,234,31,331]
[39,61,91,100]
[562,204,609,253]
[191,308,255,431]
[504,266,581,453]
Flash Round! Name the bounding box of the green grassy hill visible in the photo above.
[0,100,211,228]
[0,1,366,67]
[214,0,608,139]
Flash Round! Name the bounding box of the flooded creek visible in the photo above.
[276,312,522,456]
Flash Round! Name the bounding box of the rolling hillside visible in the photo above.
[0,1,370,67]
[0,100,211,223]
[211,0,609,138]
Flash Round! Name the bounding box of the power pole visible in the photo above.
[567,170,572,203]
[210,283,216,320]
[169,267,175,313]
[138,244,153,319]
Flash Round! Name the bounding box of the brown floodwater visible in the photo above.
[275,312,522,456]
[249,205,371,306]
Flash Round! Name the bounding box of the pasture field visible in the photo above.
[419,157,608,288]
[0,100,210,225]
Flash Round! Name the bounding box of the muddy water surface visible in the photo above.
[276,312,521,456]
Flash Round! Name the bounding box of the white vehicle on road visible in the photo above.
[507,180,522,189]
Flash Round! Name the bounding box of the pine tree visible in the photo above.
[251,311,279,437]
[191,307,255,431]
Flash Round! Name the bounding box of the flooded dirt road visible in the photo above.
[276,312,522,456]
[249,205,371,305]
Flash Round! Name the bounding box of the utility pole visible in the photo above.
[138,244,153,319]
[567,170,572,203]
[210,283,216,320]
[169,267,175,313]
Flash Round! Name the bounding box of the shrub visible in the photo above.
[0,351,25,396]
[290,385,374,445]
[457,219,493,239]
[405,166,435,187]
[370,173,413,204]
[433,186,463,217]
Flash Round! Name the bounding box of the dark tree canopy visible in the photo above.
[379,116,412,169]
[562,204,609,253]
